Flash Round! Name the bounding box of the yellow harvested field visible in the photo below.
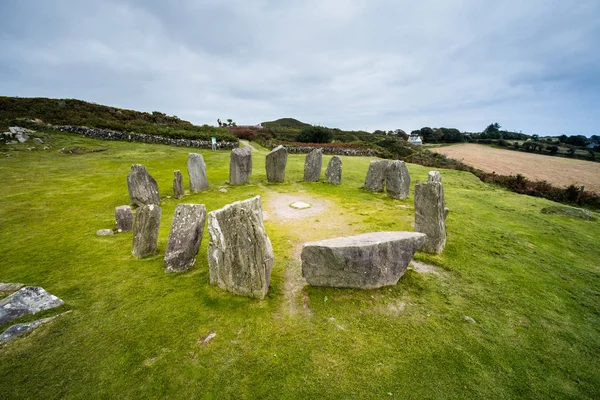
[431,144,600,193]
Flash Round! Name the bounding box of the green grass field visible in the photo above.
[1,132,599,399]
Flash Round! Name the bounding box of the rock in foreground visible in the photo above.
[541,206,597,221]
[164,204,207,273]
[0,315,61,345]
[265,145,287,183]
[229,147,252,185]
[132,204,162,258]
[301,231,426,289]
[207,196,274,299]
[0,286,64,327]
[173,170,184,199]
[363,160,389,192]
[127,164,160,206]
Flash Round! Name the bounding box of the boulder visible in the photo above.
[303,149,322,182]
[0,286,64,327]
[363,160,389,192]
[385,160,410,199]
[187,153,209,192]
[207,196,274,299]
[301,231,426,289]
[0,283,24,294]
[325,156,342,185]
[428,171,442,183]
[115,205,134,232]
[15,133,29,143]
[541,206,597,221]
[229,147,252,185]
[173,170,184,199]
[132,204,162,258]
[127,164,160,206]
[164,204,207,273]
[0,315,61,345]
[265,145,287,183]
[96,229,114,236]
[33,138,44,145]
[414,181,447,254]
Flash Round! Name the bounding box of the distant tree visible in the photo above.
[394,129,408,140]
[297,126,332,143]
[531,134,540,141]
[547,145,559,155]
[373,130,387,136]
[558,134,568,143]
[565,135,589,147]
[484,122,501,134]
[590,135,600,144]
[227,118,233,126]
[217,119,222,127]
[482,123,502,139]
[567,145,576,157]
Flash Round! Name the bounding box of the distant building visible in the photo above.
[236,123,264,129]
[408,135,423,145]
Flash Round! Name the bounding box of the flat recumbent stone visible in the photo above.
[290,201,311,210]
[301,231,426,289]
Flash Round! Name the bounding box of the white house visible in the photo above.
[408,135,423,145]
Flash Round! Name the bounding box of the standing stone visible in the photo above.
[385,160,410,200]
[301,232,426,289]
[265,145,287,183]
[132,204,162,258]
[428,171,442,183]
[303,149,322,182]
[325,156,342,185]
[187,153,209,192]
[363,160,389,192]
[115,205,134,232]
[207,196,274,299]
[164,204,206,273]
[127,164,160,206]
[414,181,446,254]
[173,170,184,199]
[229,148,252,185]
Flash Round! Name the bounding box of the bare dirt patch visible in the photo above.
[263,193,332,222]
[432,144,600,193]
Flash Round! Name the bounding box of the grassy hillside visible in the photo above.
[0,131,599,399]
[261,117,311,129]
[0,96,236,142]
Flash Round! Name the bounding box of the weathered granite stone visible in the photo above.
[301,231,426,289]
[33,138,44,145]
[115,205,134,232]
[428,171,442,183]
[229,148,252,185]
[363,160,389,192]
[15,133,29,143]
[541,206,597,221]
[265,145,287,183]
[0,283,24,294]
[0,315,60,345]
[385,160,410,199]
[187,153,209,192]
[127,164,160,206]
[132,204,162,258]
[164,204,207,273]
[96,229,114,236]
[325,156,342,185]
[173,170,184,199]
[303,149,322,182]
[207,196,274,299]
[414,181,446,254]
[0,286,64,327]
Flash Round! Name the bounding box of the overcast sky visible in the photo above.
[1,0,599,135]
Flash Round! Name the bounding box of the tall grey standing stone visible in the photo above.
[187,153,209,192]
[414,181,446,254]
[363,160,389,192]
[127,164,160,206]
[115,205,134,232]
[207,196,274,299]
[428,171,442,183]
[229,148,252,185]
[385,160,410,200]
[265,145,287,183]
[173,170,184,199]
[302,232,426,289]
[164,204,206,273]
[325,156,342,185]
[132,204,162,258]
[0,286,64,327]
[303,148,322,182]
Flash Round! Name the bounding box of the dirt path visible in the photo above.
[432,144,600,193]
[239,140,259,153]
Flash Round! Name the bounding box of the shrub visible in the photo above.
[297,126,332,143]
